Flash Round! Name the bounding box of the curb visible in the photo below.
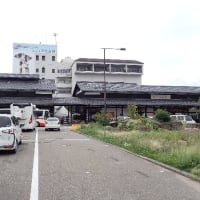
[121,148,200,183]
[77,131,200,183]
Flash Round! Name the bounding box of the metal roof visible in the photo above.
[0,76,56,91]
[0,96,198,107]
[0,97,54,106]
[53,97,199,107]
[75,58,144,65]
[75,81,200,94]
[0,73,40,80]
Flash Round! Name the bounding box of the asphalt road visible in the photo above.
[0,126,200,200]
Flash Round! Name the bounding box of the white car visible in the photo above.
[170,114,196,124]
[45,117,61,131]
[0,114,22,153]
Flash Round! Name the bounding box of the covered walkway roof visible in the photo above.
[0,96,198,107]
[0,74,199,108]
[74,81,200,95]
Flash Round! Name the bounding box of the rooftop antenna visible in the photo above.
[53,33,58,60]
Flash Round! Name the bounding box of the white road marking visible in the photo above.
[30,129,39,200]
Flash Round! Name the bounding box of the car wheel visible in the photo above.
[58,128,60,131]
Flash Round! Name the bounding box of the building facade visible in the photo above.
[13,43,73,98]
[54,57,73,98]
[10,44,200,123]
[13,43,57,75]
[71,58,143,93]
[0,73,56,115]
[72,81,200,122]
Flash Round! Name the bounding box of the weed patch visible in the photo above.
[78,123,200,177]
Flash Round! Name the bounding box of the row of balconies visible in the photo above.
[75,63,143,74]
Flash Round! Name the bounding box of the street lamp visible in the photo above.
[101,48,126,116]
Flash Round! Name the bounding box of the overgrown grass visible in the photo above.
[78,123,200,177]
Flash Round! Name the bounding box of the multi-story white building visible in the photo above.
[13,44,143,98]
[12,43,73,98]
[54,57,73,98]
[13,43,57,75]
[71,58,143,92]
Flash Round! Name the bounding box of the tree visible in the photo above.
[128,104,139,119]
[154,109,170,122]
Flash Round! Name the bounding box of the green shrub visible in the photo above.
[140,117,158,130]
[154,109,170,122]
[126,117,158,131]
[126,120,135,131]
[78,122,102,136]
[94,112,110,126]
[117,121,127,130]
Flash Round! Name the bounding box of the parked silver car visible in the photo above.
[0,114,22,153]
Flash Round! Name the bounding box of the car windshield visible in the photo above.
[0,116,11,127]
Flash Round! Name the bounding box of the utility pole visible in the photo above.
[53,33,57,45]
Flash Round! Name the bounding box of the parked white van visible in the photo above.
[10,103,36,131]
[170,114,196,124]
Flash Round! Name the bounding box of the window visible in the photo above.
[36,55,39,61]
[52,69,55,73]
[0,116,11,127]
[94,64,109,72]
[52,56,56,61]
[42,67,45,73]
[42,56,45,61]
[66,77,72,83]
[57,69,71,73]
[111,64,126,72]
[77,63,93,72]
[36,68,39,73]
[57,77,72,84]
[57,88,71,93]
[177,116,184,121]
[127,65,142,73]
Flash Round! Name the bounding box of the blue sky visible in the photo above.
[0,0,200,86]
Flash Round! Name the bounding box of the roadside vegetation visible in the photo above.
[77,106,200,177]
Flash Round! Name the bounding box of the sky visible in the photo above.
[0,0,200,86]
